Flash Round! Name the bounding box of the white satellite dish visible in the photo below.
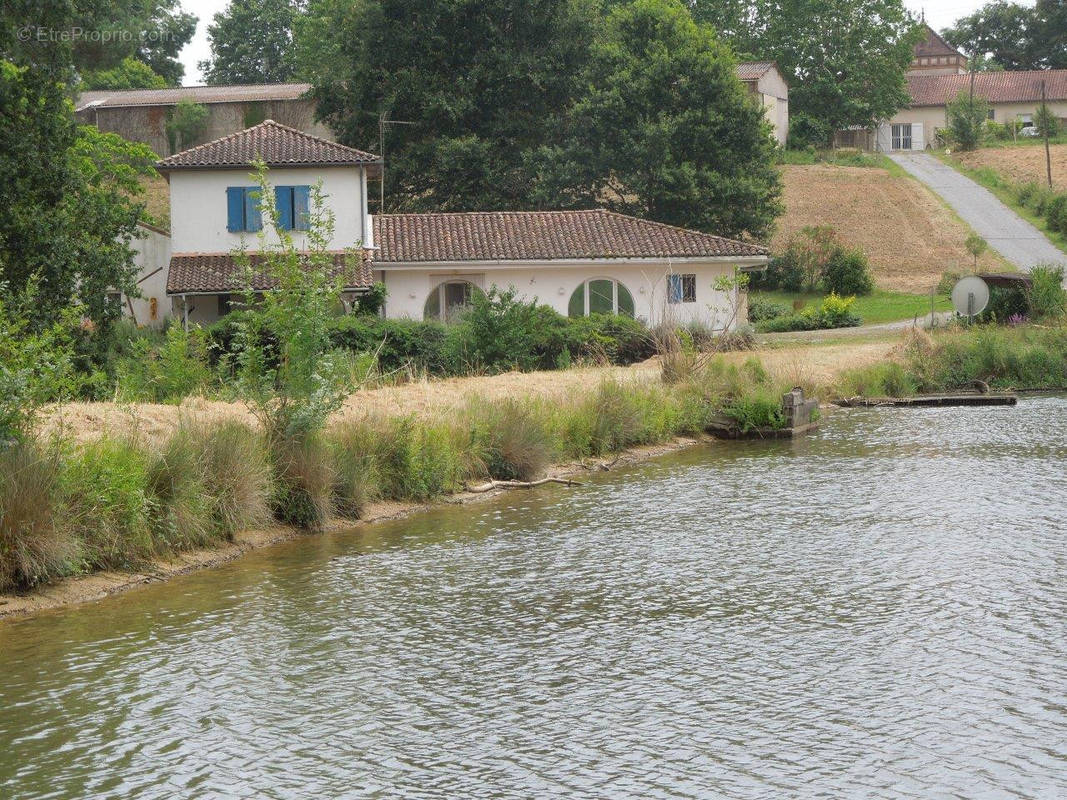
[951,276,990,318]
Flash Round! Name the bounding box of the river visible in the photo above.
[1,399,1065,798]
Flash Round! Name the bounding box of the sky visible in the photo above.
[174,0,1036,86]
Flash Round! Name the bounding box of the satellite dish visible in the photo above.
[951,276,990,318]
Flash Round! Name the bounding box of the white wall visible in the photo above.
[123,224,171,328]
[377,261,755,330]
[168,165,370,253]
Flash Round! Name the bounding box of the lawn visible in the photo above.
[751,289,953,326]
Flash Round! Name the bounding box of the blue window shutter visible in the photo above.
[293,186,310,231]
[275,186,293,231]
[226,187,244,232]
[245,188,263,232]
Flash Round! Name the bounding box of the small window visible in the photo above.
[217,294,234,317]
[667,274,696,304]
[988,109,995,120]
[226,187,263,233]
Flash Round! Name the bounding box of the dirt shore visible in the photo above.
[0,436,710,621]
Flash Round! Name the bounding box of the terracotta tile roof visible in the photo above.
[735,61,776,82]
[156,120,380,171]
[907,70,1067,106]
[76,83,313,111]
[914,24,964,59]
[166,251,373,294]
[372,209,768,263]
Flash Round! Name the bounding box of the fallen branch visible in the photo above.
[466,477,585,493]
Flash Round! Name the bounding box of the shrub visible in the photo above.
[822,249,874,296]
[466,399,552,481]
[269,432,334,530]
[327,315,448,375]
[747,297,788,322]
[979,285,1029,323]
[0,441,73,590]
[756,294,861,332]
[116,325,213,403]
[569,314,655,365]
[327,421,380,518]
[1027,265,1066,320]
[1045,193,1067,235]
[64,437,155,570]
[946,91,990,151]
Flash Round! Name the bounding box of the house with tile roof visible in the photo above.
[144,119,768,329]
[735,62,789,145]
[839,23,1067,151]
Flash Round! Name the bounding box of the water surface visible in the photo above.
[2,399,1065,798]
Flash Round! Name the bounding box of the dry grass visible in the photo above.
[776,164,1007,292]
[38,338,897,447]
[951,144,1067,192]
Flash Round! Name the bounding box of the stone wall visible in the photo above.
[76,98,334,158]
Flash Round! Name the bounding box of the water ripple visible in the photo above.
[1,399,1066,798]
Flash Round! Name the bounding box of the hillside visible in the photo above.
[950,143,1067,192]
[774,164,1007,293]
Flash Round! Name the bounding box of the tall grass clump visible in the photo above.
[64,437,156,570]
[685,357,787,432]
[269,432,334,530]
[0,441,74,591]
[327,421,380,518]
[837,361,920,398]
[150,419,272,544]
[370,416,463,501]
[465,399,553,481]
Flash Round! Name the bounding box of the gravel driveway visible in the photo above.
[889,153,1066,271]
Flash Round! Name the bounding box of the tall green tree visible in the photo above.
[942,1,1036,71]
[1,2,158,330]
[690,0,922,145]
[302,0,599,211]
[80,56,169,90]
[199,0,303,85]
[73,0,197,86]
[943,0,1067,71]
[531,0,781,239]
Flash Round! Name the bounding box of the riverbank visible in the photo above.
[0,435,708,620]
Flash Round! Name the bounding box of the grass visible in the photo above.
[933,151,1067,258]
[778,148,907,176]
[750,289,953,326]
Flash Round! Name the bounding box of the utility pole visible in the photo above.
[1041,80,1053,189]
[377,112,416,213]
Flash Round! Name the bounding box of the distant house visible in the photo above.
[140,120,768,330]
[736,61,789,145]
[75,83,332,157]
[842,23,1067,151]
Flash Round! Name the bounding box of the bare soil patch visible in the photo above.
[776,164,1007,292]
[951,144,1067,191]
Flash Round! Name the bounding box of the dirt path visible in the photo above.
[40,336,900,445]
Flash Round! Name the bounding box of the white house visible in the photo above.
[149,120,769,329]
[736,61,789,146]
[371,210,768,328]
[156,119,379,326]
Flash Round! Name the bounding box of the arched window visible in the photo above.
[424,280,481,320]
[568,278,635,318]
